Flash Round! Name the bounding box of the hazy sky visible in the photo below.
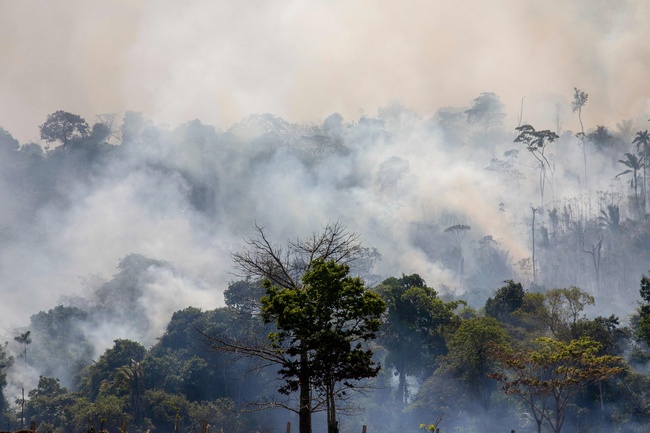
[1,0,649,142]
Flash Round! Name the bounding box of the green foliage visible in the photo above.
[570,315,628,356]
[153,307,206,353]
[29,306,93,381]
[24,376,78,432]
[101,359,145,424]
[376,274,463,406]
[637,274,650,345]
[78,339,146,400]
[484,280,525,325]
[0,342,13,422]
[261,258,385,395]
[261,257,385,433]
[70,394,127,433]
[490,337,625,433]
[543,287,595,339]
[224,279,266,314]
[442,316,509,412]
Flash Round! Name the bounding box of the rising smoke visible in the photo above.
[0,0,648,409]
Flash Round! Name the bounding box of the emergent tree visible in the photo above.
[211,222,384,433]
[616,152,644,215]
[39,110,90,147]
[262,258,385,433]
[514,124,559,209]
[633,130,650,210]
[571,88,589,187]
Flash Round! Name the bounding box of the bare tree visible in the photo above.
[231,221,363,291]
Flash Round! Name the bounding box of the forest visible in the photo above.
[1,89,650,433]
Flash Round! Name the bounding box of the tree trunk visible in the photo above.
[397,367,407,407]
[299,348,312,433]
[327,381,338,433]
[532,207,537,285]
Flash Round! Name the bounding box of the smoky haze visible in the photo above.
[1,0,649,142]
[0,0,649,402]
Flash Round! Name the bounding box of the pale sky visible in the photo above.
[1,0,649,141]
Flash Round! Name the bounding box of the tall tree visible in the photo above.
[0,343,13,425]
[14,331,31,365]
[633,130,650,211]
[102,359,145,424]
[616,152,644,216]
[39,111,90,147]
[636,273,650,346]
[376,274,462,407]
[24,376,77,430]
[213,222,381,433]
[571,88,589,188]
[464,92,506,132]
[262,258,385,433]
[514,124,559,209]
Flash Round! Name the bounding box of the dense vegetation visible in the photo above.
[1,90,650,433]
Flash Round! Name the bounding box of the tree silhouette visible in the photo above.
[39,110,90,147]
[598,204,621,232]
[633,130,650,211]
[465,92,506,132]
[616,152,644,215]
[514,124,559,209]
[571,88,589,188]
[13,331,31,365]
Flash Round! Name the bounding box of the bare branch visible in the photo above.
[231,221,363,289]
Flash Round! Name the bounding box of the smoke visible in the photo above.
[0,1,648,411]
[1,1,649,142]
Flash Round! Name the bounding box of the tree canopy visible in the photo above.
[39,110,90,147]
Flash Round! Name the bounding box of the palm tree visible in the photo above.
[598,204,621,232]
[616,152,644,215]
[102,359,145,424]
[633,130,650,211]
[616,119,635,141]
